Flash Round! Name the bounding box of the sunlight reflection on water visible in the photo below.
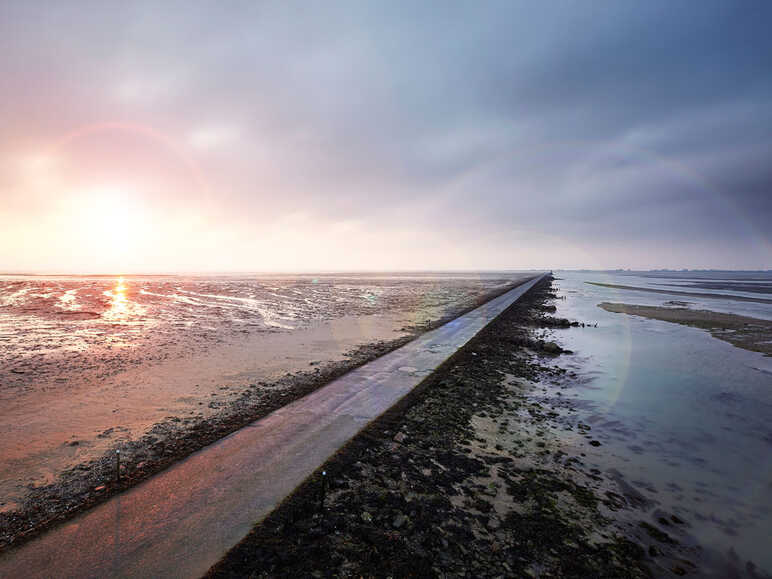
[104,276,128,320]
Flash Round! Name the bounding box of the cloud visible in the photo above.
[0,0,770,271]
[187,124,241,151]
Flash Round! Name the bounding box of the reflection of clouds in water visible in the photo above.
[548,271,772,573]
[553,273,635,414]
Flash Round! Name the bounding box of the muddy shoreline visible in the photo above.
[0,280,529,553]
[206,277,709,578]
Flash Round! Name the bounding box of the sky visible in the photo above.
[1,1,770,273]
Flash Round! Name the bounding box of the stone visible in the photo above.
[392,512,408,529]
[542,341,562,354]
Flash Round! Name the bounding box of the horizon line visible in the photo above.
[1,267,771,278]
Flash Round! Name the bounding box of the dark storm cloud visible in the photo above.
[1,0,770,269]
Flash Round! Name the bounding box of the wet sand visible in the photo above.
[585,282,772,305]
[0,313,411,504]
[208,278,725,578]
[598,303,772,356]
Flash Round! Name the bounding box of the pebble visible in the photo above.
[392,513,408,529]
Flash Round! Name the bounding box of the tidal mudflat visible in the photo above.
[0,273,530,548]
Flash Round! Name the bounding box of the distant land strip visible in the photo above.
[586,282,772,305]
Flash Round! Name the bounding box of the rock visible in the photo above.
[392,512,408,529]
[393,432,407,443]
[361,511,372,523]
[589,440,601,447]
[97,428,114,438]
[542,341,562,354]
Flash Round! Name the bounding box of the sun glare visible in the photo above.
[68,186,152,262]
[103,276,130,320]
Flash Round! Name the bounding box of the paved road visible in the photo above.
[0,273,546,579]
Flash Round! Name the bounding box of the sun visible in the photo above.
[69,186,152,259]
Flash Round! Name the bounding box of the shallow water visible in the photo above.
[584,271,772,320]
[548,271,772,573]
